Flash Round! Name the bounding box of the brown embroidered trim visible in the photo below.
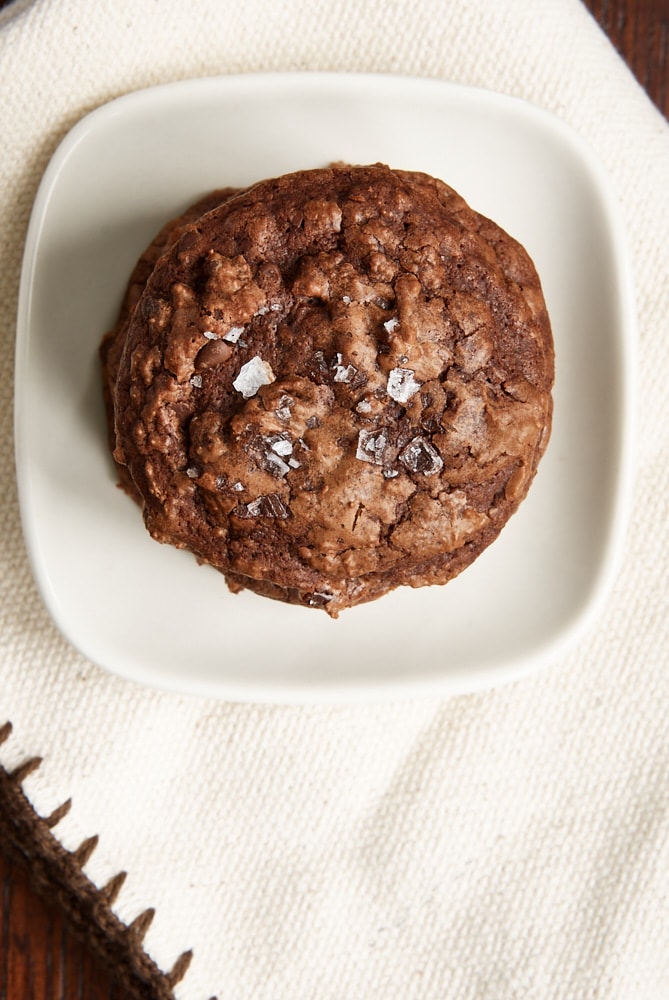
[0,721,195,1000]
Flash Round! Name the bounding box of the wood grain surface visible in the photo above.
[1,1,667,998]
[1,858,122,1000]
[585,0,669,115]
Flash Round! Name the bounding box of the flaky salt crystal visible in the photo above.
[270,438,293,457]
[334,363,357,383]
[330,351,359,384]
[308,591,333,607]
[233,356,275,398]
[203,330,218,340]
[356,399,372,414]
[266,451,291,476]
[356,428,388,466]
[261,435,293,476]
[276,395,293,421]
[399,437,443,476]
[245,494,289,518]
[186,466,200,479]
[387,368,421,404]
[189,374,203,388]
[223,326,244,343]
[383,317,399,334]
[233,481,244,492]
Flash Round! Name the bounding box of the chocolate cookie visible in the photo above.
[105,164,554,616]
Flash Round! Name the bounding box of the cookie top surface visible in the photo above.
[100,188,240,495]
[111,163,553,615]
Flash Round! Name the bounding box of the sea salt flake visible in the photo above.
[383,317,400,334]
[334,364,358,383]
[387,368,422,404]
[330,352,358,384]
[186,466,200,479]
[356,428,388,466]
[245,494,290,518]
[276,395,293,421]
[266,452,291,476]
[203,330,218,340]
[356,399,372,414]
[399,437,443,476]
[270,437,293,457]
[233,481,244,492]
[308,591,334,607]
[383,469,399,478]
[270,303,282,312]
[233,356,275,398]
[223,326,244,343]
[342,295,352,304]
[261,435,294,476]
[288,457,301,469]
[314,351,328,373]
[189,374,203,388]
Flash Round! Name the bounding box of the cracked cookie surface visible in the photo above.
[105,163,554,616]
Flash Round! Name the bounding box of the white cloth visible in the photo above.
[1,1,669,998]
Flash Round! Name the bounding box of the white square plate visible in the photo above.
[15,73,635,702]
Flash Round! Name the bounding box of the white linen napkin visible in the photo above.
[1,1,668,998]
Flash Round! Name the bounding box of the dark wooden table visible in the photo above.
[588,0,669,116]
[1,1,668,997]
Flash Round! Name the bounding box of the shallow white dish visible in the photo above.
[15,73,635,702]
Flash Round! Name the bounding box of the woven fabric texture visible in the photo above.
[1,1,668,998]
